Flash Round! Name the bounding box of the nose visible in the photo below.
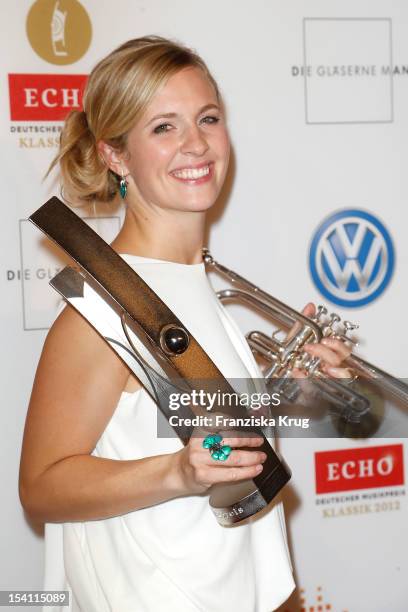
[180,123,209,157]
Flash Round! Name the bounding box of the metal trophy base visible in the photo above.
[209,457,291,526]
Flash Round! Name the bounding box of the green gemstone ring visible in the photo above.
[202,433,232,462]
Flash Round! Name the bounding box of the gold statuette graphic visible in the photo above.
[26,0,92,65]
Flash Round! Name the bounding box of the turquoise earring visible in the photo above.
[119,169,128,199]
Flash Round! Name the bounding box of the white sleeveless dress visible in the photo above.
[43,254,295,612]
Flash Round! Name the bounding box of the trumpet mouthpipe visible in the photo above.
[206,252,320,332]
[216,287,322,344]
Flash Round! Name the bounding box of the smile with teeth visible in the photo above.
[171,164,211,180]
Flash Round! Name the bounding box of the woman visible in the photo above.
[19,36,351,612]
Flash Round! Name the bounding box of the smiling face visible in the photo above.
[122,66,230,214]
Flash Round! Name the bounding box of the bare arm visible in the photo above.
[19,305,266,523]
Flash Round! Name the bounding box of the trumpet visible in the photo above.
[203,248,408,430]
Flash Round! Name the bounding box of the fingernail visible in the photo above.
[256,465,263,472]
[321,338,331,345]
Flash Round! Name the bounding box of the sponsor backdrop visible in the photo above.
[1,1,407,610]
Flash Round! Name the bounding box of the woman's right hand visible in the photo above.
[173,431,267,495]
[19,301,267,521]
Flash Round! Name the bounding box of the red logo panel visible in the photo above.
[315,444,404,494]
[9,74,87,121]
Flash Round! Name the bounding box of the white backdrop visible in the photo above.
[1,1,407,611]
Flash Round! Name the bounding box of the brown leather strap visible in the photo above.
[30,197,223,380]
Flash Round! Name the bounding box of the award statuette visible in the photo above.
[29,197,291,526]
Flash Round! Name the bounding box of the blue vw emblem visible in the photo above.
[309,209,394,307]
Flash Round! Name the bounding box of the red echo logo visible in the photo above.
[315,444,404,494]
[8,74,87,121]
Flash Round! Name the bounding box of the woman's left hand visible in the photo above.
[291,302,353,380]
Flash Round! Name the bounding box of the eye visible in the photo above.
[153,123,172,134]
[200,115,220,125]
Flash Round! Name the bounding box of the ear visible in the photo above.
[97,141,129,176]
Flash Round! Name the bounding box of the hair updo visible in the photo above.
[48,36,221,203]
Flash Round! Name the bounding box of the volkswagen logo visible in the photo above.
[309,209,394,307]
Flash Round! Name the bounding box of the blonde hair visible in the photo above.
[48,36,221,203]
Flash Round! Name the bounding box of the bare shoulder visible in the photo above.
[20,304,133,484]
[50,303,142,393]
[44,302,130,390]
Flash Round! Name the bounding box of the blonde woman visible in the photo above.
[19,37,351,612]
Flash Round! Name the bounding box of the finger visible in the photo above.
[190,432,264,450]
[321,337,352,360]
[202,463,264,485]
[303,343,344,367]
[290,367,307,379]
[301,302,316,318]
[204,449,267,467]
[323,366,354,379]
[219,434,265,448]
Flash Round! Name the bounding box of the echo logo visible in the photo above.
[315,444,404,493]
[8,74,87,121]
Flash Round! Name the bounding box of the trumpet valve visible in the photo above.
[321,312,341,337]
[314,304,328,322]
[295,351,316,372]
[343,320,359,334]
[305,355,322,375]
[337,320,360,346]
[329,312,341,326]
